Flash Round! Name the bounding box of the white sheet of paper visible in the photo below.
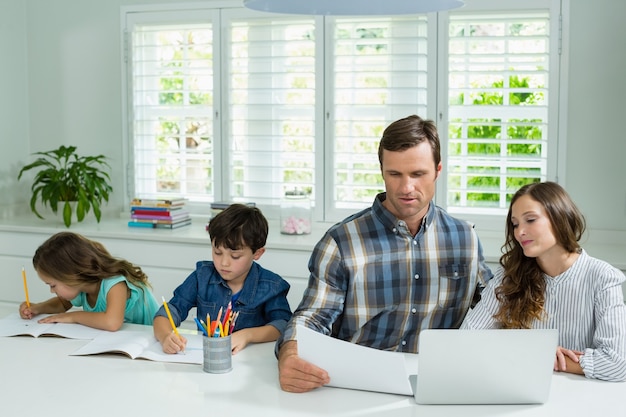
[296,325,414,395]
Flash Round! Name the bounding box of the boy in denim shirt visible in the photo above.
[154,204,292,354]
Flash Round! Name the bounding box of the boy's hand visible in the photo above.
[230,330,250,355]
[161,331,187,354]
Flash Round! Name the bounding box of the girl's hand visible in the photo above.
[19,302,38,319]
[161,331,187,354]
[554,346,584,372]
[37,312,75,324]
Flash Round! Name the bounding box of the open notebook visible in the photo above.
[0,313,104,339]
[412,328,558,405]
[70,329,203,364]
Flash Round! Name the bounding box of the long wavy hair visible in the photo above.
[33,232,152,290]
[495,182,585,328]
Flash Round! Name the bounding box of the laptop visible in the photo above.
[411,328,558,405]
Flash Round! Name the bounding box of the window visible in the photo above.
[446,9,553,216]
[329,16,429,220]
[125,10,218,202]
[122,0,565,229]
[224,11,317,210]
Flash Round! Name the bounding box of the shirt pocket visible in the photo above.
[233,305,265,330]
[437,263,469,310]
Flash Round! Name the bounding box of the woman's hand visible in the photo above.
[554,346,584,374]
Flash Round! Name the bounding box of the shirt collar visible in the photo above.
[216,262,260,306]
[373,192,435,235]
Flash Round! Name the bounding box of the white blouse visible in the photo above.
[461,250,626,382]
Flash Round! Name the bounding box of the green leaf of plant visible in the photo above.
[62,201,72,228]
[17,145,113,226]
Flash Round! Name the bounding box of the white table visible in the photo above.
[0,302,624,417]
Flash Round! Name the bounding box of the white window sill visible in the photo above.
[0,214,623,271]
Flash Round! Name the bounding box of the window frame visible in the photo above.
[436,0,566,232]
[120,0,568,233]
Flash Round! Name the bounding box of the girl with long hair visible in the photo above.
[19,232,159,330]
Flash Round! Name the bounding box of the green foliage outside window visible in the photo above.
[448,74,545,207]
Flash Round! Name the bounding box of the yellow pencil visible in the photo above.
[22,267,30,308]
[161,296,181,339]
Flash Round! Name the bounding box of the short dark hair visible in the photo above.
[377,114,441,168]
[208,204,268,252]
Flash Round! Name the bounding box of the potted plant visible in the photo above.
[17,145,113,227]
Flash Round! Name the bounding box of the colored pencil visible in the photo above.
[22,267,30,308]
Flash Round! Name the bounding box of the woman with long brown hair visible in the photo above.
[461,182,626,382]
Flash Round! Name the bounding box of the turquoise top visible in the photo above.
[70,276,159,325]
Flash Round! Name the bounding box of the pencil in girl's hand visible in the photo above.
[22,267,30,308]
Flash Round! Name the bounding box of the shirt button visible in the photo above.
[413,240,417,245]
[414,274,419,279]
[392,228,397,233]
[401,340,407,346]
[411,308,417,314]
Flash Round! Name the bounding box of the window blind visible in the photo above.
[331,16,429,210]
[446,11,551,213]
[123,1,562,225]
[130,20,215,202]
[225,14,317,206]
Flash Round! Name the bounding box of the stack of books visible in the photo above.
[210,201,256,219]
[128,197,191,229]
[206,201,256,233]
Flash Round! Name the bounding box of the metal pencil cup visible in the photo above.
[202,335,232,373]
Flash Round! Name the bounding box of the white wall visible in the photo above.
[20,0,183,212]
[565,1,626,233]
[1,0,625,238]
[0,0,29,214]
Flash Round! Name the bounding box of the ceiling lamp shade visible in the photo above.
[243,0,465,15]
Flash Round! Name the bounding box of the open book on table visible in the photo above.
[70,328,204,364]
[0,313,105,339]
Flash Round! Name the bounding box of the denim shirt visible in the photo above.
[155,261,292,334]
